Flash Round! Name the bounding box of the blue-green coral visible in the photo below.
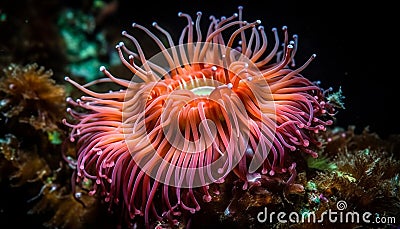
[57,8,108,81]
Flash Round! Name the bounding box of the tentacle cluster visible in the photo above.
[64,6,336,228]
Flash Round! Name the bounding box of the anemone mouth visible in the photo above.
[174,75,220,96]
[190,85,215,96]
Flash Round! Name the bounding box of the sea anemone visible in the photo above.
[64,6,336,228]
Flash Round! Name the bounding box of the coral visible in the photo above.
[27,171,112,229]
[0,130,114,229]
[306,155,337,171]
[8,148,51,188]
[0,63,66,132]
[57,6,109,81]
[294,127,400,229]
[181,127,400,229]
[0,62,106,229]
[197,172,306,229]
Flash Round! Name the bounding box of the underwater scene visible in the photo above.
[0,1,398,228]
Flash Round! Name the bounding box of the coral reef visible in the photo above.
[0,62,111,229]
[57,7,108,82]
[0,63,66,132]
[187,127,400,229]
